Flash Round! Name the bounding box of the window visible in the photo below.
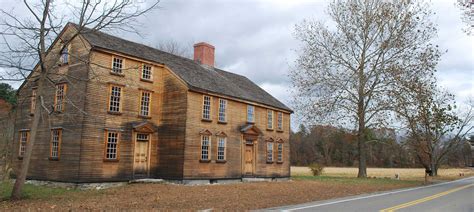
[30,88,37,114]
[202,95,211,120]
[277,112,283,131]
[109,85,122,113]
[267,142,273,162]
[141,64,152,80]
[201,135,210,160]
[112,57,123,74]
[267,110,274,129]
[139,91,151,117]
[54,84,67,112]
[105,131,119,160]
[137,133,150,142]
[277,143,283,162]
[217,137,226,161]
[247,105,255,123]
[218,99,227,122]
[60,45,68,64]
[18,130,29,157]
[50,129,62,160]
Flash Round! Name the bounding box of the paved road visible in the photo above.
[270,176,474,212]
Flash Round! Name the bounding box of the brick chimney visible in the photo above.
[193,42,215,67]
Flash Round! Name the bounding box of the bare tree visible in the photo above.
[456,0,474,35]
[291,0,440,177]
[156,39,193,59]
[0,0,159,200]
[395,77,474,176]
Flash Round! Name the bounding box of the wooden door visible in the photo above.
[244,144,254,175]
[134,141,149,176]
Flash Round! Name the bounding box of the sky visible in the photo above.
[2,0,473,128]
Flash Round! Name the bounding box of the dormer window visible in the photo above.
[112,57,123,74]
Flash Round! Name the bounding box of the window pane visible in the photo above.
[112,57,123,74]
[55,84,66,112]
[201,135,210,160]
[277,112,283,130]
[247,105,254,122]
[106,132,119,159]
[109,86,122,112]
[51,129,61,158]
[217,137,226,160]
[267,110,273,129]
[142,64,152,80]
[267,142,273,161]
[140,91,151,116]
[278,143,283,162]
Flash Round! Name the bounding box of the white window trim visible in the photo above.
[111,56,124,74]
[247,105,255,123]
[218,98,227,123]
[202,95,212,120]
[217,136,226,161]
[200,135,211,161]
[267,110,274,130]
[141,63,153,81]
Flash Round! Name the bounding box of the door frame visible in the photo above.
[132,131,152,178]
[242,137,257,177]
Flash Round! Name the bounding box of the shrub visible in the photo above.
[308,163,325,176]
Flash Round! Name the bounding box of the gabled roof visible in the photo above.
[76,25,292,112]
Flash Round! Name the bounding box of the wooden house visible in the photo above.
[12,23,292,183]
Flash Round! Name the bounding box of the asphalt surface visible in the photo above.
[269,176,474,212]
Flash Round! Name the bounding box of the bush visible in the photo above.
[308,163,325,176]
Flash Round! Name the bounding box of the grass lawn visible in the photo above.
[0,167,470,210]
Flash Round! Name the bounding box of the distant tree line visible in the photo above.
[290,124,472,168]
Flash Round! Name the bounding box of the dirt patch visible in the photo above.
[0,179,421,210]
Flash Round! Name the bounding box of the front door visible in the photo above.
[134,133,150,177]
[244,143,254,176]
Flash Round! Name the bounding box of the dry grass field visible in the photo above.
[291,166,474,181]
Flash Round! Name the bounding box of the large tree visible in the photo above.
[0,0,159,199]
[292,0,440,177]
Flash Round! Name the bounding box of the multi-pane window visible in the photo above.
[112,57,123,74]
[60,45,68,64]
[202,95,211,120]
[277,112,283,131]
[277,143,283,162]
[50,129,62,159]
[105,131,119,160]
[30,88,37,114]
[201,135,210,160]
[18,131,29,157]
[247,105,255,122]
[109,85,122,113]
[217,137,226,161]
[54,84,67,112]
[140,91,151,117]
[142,64,152,80]
[267,110,273,129]
[218,99,227,122]
[137,133,150,142]
[267,142,273,162]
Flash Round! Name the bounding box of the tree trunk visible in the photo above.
[357,132,367,178]
[10,76,45,200]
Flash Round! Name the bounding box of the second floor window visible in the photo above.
[202,95,211,120]
[50,129,62,160]
[18,130,29,157]
[30,88,37,114]
[217,137,226,161]
[218,99,227,122]
[54,84,67,112]
[201,135,210,160]
[105,131,119,160]
[277,112,283,131]
[247,105,254,123]
[267,142,273,162]
[60,45,69,64]
[140,91,151,117]
[267,110,273,129]
[109,85,122,113]
[142,64,152,80]
[112,57,123,74]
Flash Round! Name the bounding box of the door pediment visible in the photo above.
[133,122,156,133]
[240,124,262,135]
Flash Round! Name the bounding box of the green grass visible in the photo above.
[0,181,79,200]
[292,175,422,186]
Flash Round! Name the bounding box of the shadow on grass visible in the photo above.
[292,175,422,186]
[0,181,80,201]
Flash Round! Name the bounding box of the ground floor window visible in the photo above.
[201,135,210,160]
[267,142,273,162]
[104,131,120,160]
[50,129,62,160]
[217,137,226,161]
[277,143,283,162]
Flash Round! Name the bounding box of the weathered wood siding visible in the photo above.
[12,26,90,182]
[183,91,290,179]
